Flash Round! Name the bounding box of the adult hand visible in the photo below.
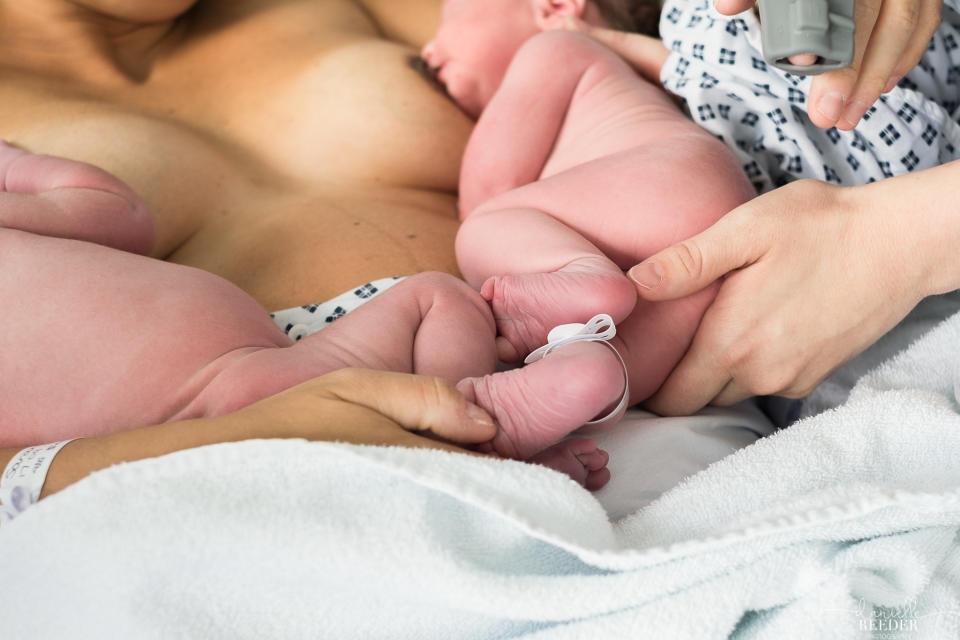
[716,0,943,130]
[236,368,498,450]
[627,179,930,416]
[29,369,498,498]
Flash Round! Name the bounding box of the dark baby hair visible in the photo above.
[593,0,662,36]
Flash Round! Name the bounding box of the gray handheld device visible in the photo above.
[757,0,855,75]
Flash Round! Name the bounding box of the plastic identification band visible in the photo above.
[524,314,630,426]
[0,439,76,525]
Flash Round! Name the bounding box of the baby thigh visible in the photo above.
[488,134,754,268]
[0,230,287,446]
[614,282,721,403]
[305,272,498,382]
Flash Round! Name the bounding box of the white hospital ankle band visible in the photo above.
[523,314,618,364]
[523,314,630,426]
[0,439,76,525]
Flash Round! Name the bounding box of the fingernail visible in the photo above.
[840,99,870,129]
[628,261,663,290]
[816,92,845,123]
[466,403,494,426]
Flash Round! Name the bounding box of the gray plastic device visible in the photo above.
[757,0,855,75]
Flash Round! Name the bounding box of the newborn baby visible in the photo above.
[422,0,755,403]
[0,142,616,489]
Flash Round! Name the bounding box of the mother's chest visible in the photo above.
[0,94,259,256]
[158,35,473,192]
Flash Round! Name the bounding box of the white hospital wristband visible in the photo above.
[0,439,77,525]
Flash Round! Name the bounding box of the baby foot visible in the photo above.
[457,340,625,461]
[530,437,610,491]
[481,257,636,361]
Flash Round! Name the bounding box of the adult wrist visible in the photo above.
[846,165,960,300]
[1,439,78,521]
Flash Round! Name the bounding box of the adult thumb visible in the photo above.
[323,369,498,444]
[627,216,760,301]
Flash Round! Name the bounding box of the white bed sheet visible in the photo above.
[587,402,775,519]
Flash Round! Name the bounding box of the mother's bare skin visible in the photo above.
[0,0,469,309]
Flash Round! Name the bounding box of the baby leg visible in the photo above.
[456,340,625,461]
[3,231,609,489]
[607,283,721,404]
[457,207,637,361]
[0,228,295,446]
[312,273,499,382]
[186,272,501,417]
[0,141,153,253]
[194,273,613,489]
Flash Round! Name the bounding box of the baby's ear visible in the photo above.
[533,0,587,30]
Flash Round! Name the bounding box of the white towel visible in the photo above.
[2,312,959,638]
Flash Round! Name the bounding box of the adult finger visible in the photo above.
[836,0,927,128]
[714,0,754,15]
[806,0,883,128]
[880,0,943,92]
[321,368,498,444]
[627,209,765,301]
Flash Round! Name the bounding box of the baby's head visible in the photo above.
[421,0,657,118]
